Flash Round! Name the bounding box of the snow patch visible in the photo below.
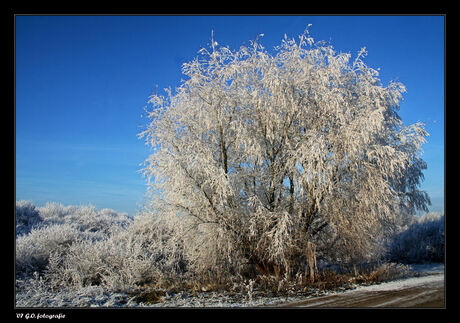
[349,273,444,293]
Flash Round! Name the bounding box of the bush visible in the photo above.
[45,229,160,290]
[16,223,82,275]
[387,212,444,264]
[15,201,133,279]
[37,202,132,236]
[42,211,187,291]
[16,200,42,236]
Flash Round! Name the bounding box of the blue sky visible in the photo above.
[15,15,445,216]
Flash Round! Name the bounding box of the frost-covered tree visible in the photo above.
[140,28,430,279]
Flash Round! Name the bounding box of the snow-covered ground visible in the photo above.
[348,272,443,293]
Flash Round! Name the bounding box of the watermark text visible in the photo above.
[16,313,66,320]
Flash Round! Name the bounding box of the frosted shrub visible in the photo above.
[45,233,157,291]
[90,229,162,289]
[38,202,132,236]
[44,238,106,289]
[67,205,131,235]
[124,211,186,276]
[140,28,430,280]
[16,201,133,281]
[37,202,75,222]
[16,201,170,306]
[16,200,42,236]
[44,211,185,291]
[16,223,81,275]
[387,212,444,263]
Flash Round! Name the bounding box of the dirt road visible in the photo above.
[281,273,444,308]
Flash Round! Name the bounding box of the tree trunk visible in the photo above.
[306,241,317,283]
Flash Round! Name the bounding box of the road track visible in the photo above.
[281,273,444,308]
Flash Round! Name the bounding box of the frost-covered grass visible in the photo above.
[16,275,136,307]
